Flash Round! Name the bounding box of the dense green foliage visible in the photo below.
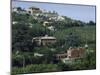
[12,64,59,75]
[12,10,96,74]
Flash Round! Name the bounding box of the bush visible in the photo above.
[12,64,59,74]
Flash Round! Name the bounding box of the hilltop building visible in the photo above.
[27,6,42,15]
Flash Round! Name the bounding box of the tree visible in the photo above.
[65,33,81,47]
[12,22,33,52]
[12,12,29,22]
[87,21,96,26]
[58,61,72,71]
[29,24,46,37]
[17,7,22,11]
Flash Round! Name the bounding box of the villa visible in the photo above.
[27,6,42,15]
[32,35,56,46]
[56,47,85,63]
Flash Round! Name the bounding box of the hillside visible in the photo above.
[12,7,96,75]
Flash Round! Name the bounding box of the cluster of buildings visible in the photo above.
[12,6,65,22]
[12,6,65,31]
[12,6,65,32]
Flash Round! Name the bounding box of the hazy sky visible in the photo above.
[12,0,96,22]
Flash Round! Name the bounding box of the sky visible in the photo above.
[12,0,96,22]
